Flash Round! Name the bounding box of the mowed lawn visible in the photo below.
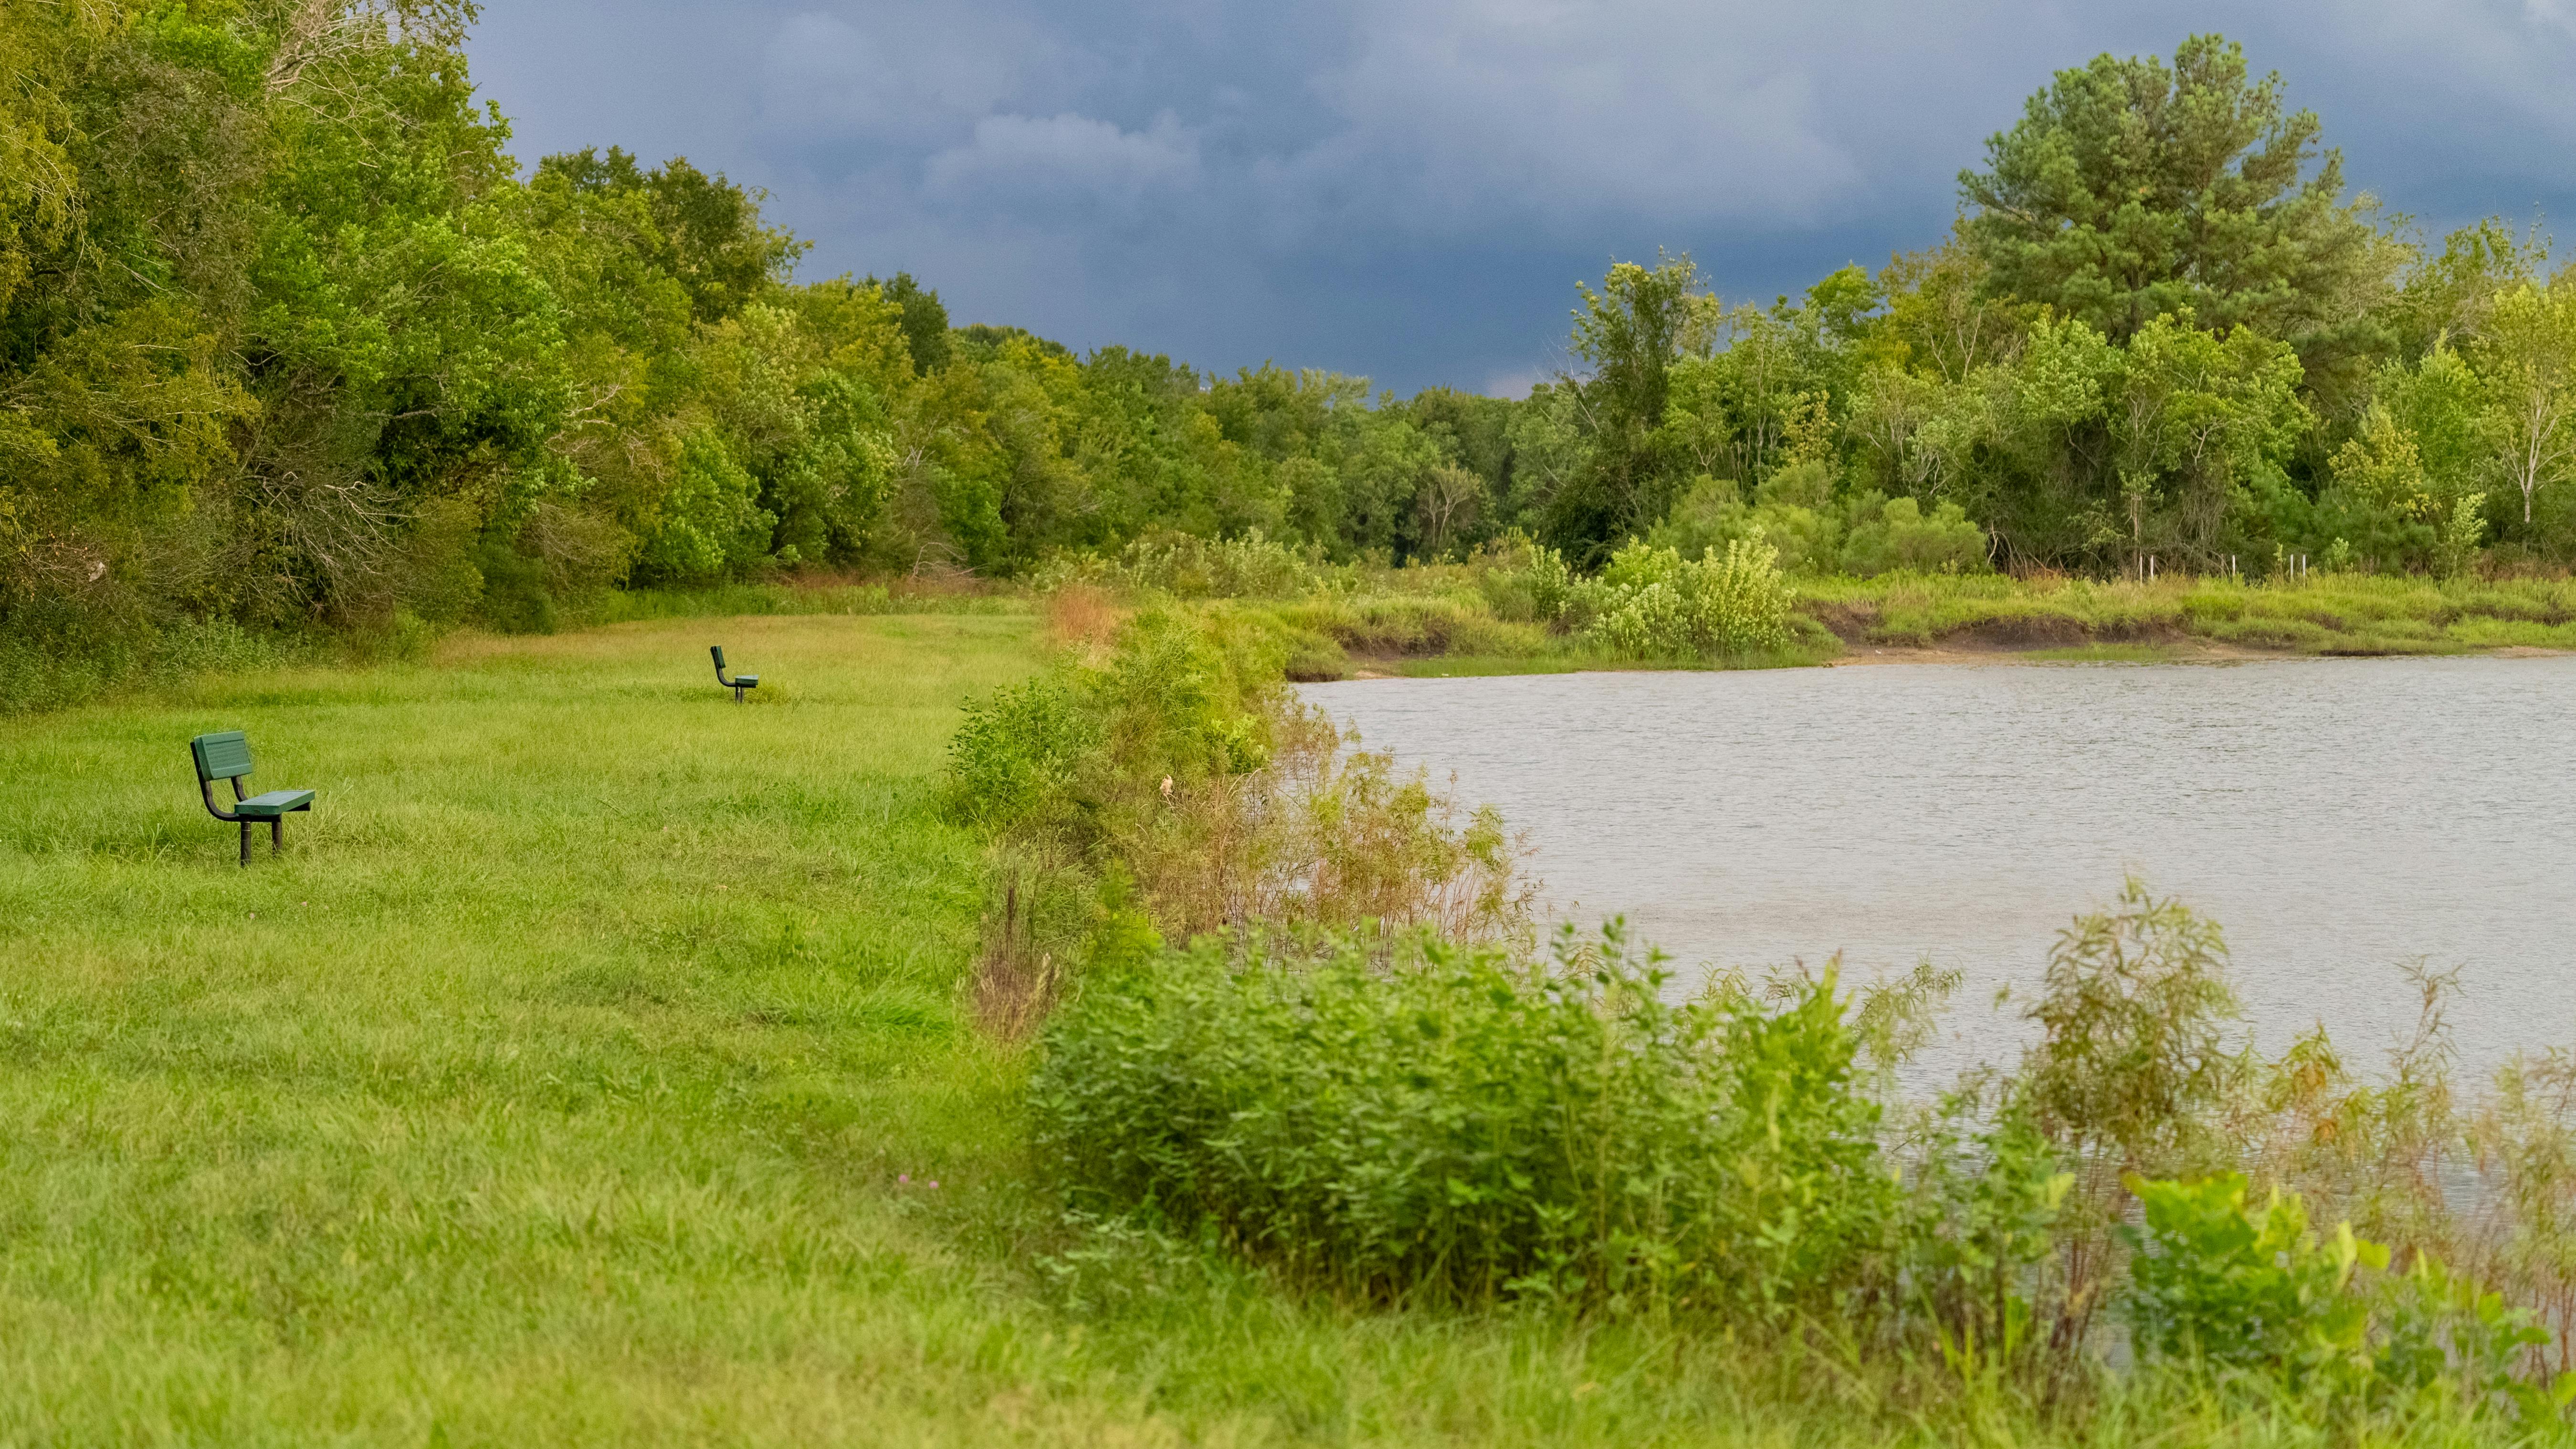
[0,612,1160,1445]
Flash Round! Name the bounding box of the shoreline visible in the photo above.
[1335,639,2576,680]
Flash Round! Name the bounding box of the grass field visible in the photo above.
[0,610,1877,1447]
[0,613,1100,1444]
[2,607,2532,1446]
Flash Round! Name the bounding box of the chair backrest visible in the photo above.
[711,645,728,674]
[191,730,254,783]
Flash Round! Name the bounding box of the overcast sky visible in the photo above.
[463,1,2576,397]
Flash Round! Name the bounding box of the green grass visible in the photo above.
[0,608,2549,1445]
[1798,571,2576,656]
[1247,567,2576,681]
[0,613,1093,1443]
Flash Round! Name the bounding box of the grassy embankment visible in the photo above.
[1251,569,2576,677]
[6,601,2564,1445]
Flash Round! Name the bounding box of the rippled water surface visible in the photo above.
[1303,658,2576,1075]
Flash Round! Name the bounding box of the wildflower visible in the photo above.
[897,1174,910,1185]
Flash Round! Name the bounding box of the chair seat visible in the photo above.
[733,675,758,687]
[235,789,314,817]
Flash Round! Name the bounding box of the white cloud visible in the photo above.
[925,112,1200,202]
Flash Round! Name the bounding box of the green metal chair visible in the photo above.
[190,731,315,866]
[711,645,759,702]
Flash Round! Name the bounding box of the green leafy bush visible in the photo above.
[1840,497,1990,575]
[943,676,1099,830]
[2123,1173,2376,1377]
[1475,538,1575,624]
[1575,538,1794,659]
[1031,925,1898,1316]
[2122,1172,2573,1417]
[1652,476,1988,578]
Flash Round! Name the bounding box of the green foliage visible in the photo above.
[1903,1096,2073,1367]
[1842,496,1991,574]
[1031,926,1898,1316]
[2123,1174,2574,1417]
[944,676,1099,831]
[636,428,775,582]
[1052,529,1319,600]
[2021,880,2245,1176]
[1652,473,1991,577]
[1575,537,1795,659]
[1957,34,2394,363]
[2123,1173,2376,1376]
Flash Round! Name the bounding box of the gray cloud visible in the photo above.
[466,0,2576,395]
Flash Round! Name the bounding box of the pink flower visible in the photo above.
[897,1174,910,1185]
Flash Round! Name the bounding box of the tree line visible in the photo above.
[7,9,2574,655]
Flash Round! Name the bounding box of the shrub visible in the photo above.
[2123,1173,2374,1378]
[1115,529,1319,598]
[1031,925,1899,1316]
[1650,476,1990,579]
[1476,539,1574,624]
[1840,497,1990,575]
[946,608,1531,976]
[2122,1173,2570,1416]
[1576,537,1794,659]
[944,676,1099,831]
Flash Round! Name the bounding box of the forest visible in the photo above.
[6,4,2574,666]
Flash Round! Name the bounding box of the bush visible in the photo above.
[1104,529,1320,598]
[2123,1173,2570,1416]
[2123,1173,2374,1378]
[1650,476,1990,578]
[945,608,1531,982]
[944,676,1099,831]
[1031,926,1899,1316]
[1575,537,1794,659]
[1475,539,1574,624]
[1840,497,1989,575]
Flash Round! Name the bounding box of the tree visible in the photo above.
[1959,35,2396,382]
[2471,277,2576,527]
[1552,253,1717,552]
[864,272,952,375]
[535,148,802,326]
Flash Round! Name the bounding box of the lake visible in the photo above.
[1303,657,2576,1082]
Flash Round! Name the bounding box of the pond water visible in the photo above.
[1303,657,2576,1082]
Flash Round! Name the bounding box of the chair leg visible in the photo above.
[240,821,252,867]
[271,818,284,855]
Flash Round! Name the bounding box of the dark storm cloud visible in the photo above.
[466,0,2576,396]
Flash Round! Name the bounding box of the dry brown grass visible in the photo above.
[1041,584,1127,654]
[1114,697,1537,951]
[971,877,1066,1042]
